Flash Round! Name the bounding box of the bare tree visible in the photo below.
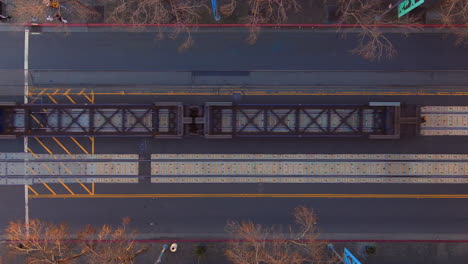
[79,217,147,264]
[225,206,338,264]
[220,0,237,16]
[244,0,301,44]
[8,0,48,23]
[441,0,468,46]
[63,0,101,21]
[337,0,418,60]
[9,0,100,23]
[5,219,87,264]
[108,0,208,50]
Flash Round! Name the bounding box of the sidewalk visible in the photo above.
[2,240,468,264]
[4,0,329,24]
[3,0,447,26]
[336,241,468,264]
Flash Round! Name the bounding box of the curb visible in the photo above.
[3,233,468,243]
[0,23,466,33]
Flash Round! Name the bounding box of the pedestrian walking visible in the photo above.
[55,14,67,23]
[0,15,11,22]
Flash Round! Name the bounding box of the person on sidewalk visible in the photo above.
[55,14,68,23]
[0,15,12,22]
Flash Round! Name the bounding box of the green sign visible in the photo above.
[398,0,425,17]
[344,248,362,264]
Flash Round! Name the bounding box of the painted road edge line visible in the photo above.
[28,193,468,199]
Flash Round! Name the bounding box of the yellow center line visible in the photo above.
[27,193,468,199]
[27,91,468,96]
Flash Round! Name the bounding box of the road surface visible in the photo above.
[0,28,468,244]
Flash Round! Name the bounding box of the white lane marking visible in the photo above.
[24,185,29,235]
[24,29,29,104]
[24,29,30,235]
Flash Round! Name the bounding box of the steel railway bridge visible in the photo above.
[0,102,422,139]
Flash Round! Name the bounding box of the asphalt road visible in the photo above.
[25,183,468,240]
[1,29,468,243]
[27,31,468,71]
[2,30,468,72]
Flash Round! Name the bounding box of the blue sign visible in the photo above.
[344,248,362,264]
[211,0,221,21]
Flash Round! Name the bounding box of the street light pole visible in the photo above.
[154,244,169,264]
[327,244,345,264]
[211,0,221,21]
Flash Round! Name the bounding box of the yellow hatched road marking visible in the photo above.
[76,179,93,195]
[53,137,75,157]
[27,148,39,158]
[40,180,57,195]
[65,95,76,104]
[71,137,89,155]
[34,137,55,156]
[52,89,60,96]
[47,94,58,104]
[63,89,71,96]
[30,114,44,127]
[27,185,39,196]
[83,93,94,104]
[58,179,75,195]
[31,138,90,195]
